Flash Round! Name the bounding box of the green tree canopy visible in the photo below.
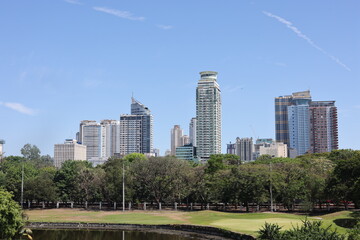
[0,188,23,239]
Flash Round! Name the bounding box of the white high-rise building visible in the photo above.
[119,98,153,156]
[79,119,120,165]
[171,125,183,155]
[79,120,101,161]
[189,117,197,147]
[101,120,120,158]
[196,71,221,161]
[0,139,5,161]
[54,139,87,168]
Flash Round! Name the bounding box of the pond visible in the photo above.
[32,229,204,240]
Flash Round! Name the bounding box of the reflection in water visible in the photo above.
[32,229,201,240]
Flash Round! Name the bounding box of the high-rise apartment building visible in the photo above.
[235,137,254,162]
[119,97,153,156]
[309,101,338,153]
[181,135,190,146]
[0,139,5,161]
[101,120,120,158]
[54,139,87,168]
[171,125,183,155]
[189,117,197,147]
[196,71,221,161]
[79,119,120,165]
[275,90,338,156]
[288,91,311,155]
[79,120,102,161]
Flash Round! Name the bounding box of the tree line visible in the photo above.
[0,144,359,211]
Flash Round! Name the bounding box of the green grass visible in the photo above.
[26,209,356,237]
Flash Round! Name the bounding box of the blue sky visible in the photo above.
[0,0,359,156]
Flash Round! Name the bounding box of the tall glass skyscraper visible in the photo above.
[120,97,153,155]
[196,71,221,161]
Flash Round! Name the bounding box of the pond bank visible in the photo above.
[27,222,255,240]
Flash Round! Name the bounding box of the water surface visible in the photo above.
[32,229,202,240]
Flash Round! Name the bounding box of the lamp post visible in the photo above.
[20,161,24,209]
[122,160,125,212]
[269,161,273,212]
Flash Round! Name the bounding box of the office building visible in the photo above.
[171,125,183,155]
[227,142,236,155]
[175,143,197,162]
[181,135,190,145]
[120,97,153,156]
[235,137,254,162]
[189,117,197,147]
[79,120,102,161]
[196,71,221,161]
[54,139,86,168]
[287,91,311,155]
[253,138,273,160]
[275,90,338,155]
[309,101,338,153]
[259,142,288,158]
[101,120,120,158]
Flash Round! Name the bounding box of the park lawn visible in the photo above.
[25,209,353,237]
[184,211,311,235]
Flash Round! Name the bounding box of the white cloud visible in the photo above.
[93,7,145,21]
[263,11,351,71]
[0,102,36,115]
[157,25,173,30]
[64,0,82,5]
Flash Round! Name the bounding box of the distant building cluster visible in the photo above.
[225,90,338,162]
[54,97,156,167]
[52,72,339,167]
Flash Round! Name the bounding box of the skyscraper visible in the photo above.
[100,120,120,158]
[275,90,338,156]
[196,71,221,161]
[189,117,197,147]
[287,91,311,155]
[79,120,120,165]
[235,137,254,162]
[119,97,153,156]
[309,101,338,153]
[0,139,5,161]
[171,125,183,155]
[79,120,102,161]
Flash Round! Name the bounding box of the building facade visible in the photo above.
[171,125,183,155]
[54,139,87,168]
[275,90,338,156]
[235,137,254,162]
[196,71,221,161]
[119,98,153,156]
[189,117,197,147]
[79,120,102,161]
[175,143,197,162]
[259,142,288,158]
[0,139,4,161]
[309,101,338,153]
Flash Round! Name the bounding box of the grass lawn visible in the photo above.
[25,209,354,237]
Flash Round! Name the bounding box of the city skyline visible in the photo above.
[0,1,359,156]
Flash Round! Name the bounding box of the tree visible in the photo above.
[20,144,41,161]
[123,153,147,162]
[0,188,24,239]
[54,160,92,202]
[131,156,191,204]
[25,167,58,203]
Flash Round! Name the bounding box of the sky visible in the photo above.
[0,0,359,157]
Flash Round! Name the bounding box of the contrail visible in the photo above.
[263,11,351,71]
